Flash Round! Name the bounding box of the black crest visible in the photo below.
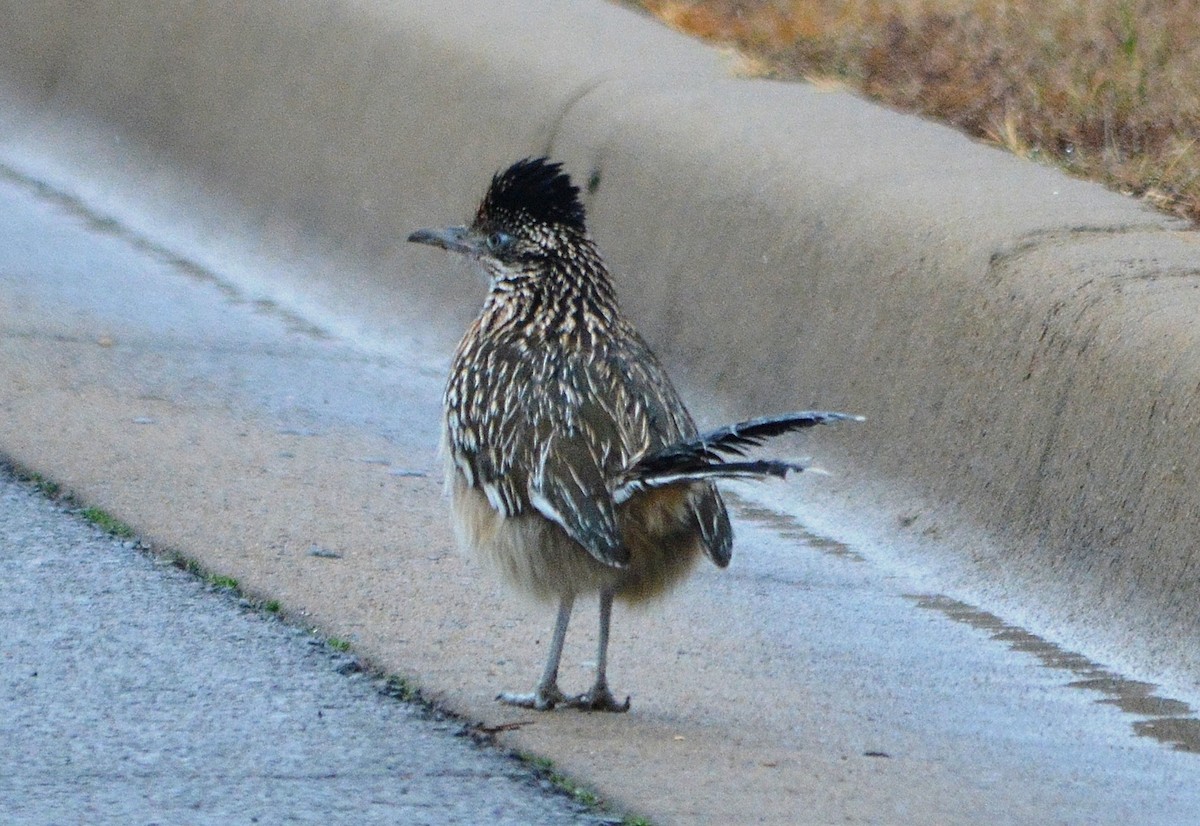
[477,157,587,233]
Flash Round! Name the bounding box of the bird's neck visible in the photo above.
[482,250,623,344]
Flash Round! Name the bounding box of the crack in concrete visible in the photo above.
[541,76,612,162]
[987,223,1192,272]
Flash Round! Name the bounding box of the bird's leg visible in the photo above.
[566,588,630,712]
[497,594,573,710]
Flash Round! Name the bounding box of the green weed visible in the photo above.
[80,506,135,538]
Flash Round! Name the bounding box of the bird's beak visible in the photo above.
[407,225,479,256]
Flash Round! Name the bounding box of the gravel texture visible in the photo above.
[0,470,613,826]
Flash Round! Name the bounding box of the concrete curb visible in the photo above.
[2,0,1197,690]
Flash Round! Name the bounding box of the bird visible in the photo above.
[408,157,860,712]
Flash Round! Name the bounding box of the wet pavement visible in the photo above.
[3,159,1200,823]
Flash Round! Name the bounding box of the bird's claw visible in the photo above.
[496,684,567,711]
[496,683,630,712]
[564,685,631,713]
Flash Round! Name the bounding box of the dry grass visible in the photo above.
[628,0,1200,223]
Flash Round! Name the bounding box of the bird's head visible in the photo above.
[408,157,592,283]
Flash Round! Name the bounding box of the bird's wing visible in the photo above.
[519,338,695,570]
[694,486,733,568]
[613,333,736,566]
[446,337,635,568]
[527,397,629,567]
[446,328,731,569]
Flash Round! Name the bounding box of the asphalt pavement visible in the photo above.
[0,469,614,826]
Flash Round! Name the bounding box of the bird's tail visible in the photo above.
[612,411,863,502]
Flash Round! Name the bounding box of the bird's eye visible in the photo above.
[486,232,512,253]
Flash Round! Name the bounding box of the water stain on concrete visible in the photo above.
[730,490,1200,756]
[909,593,1200,755]
[729,491,865,563]
[0,161,330,341]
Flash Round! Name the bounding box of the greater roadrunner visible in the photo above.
[409,157,860,712]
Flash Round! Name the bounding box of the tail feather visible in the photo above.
[613,459,808,504]
[612,410,861,502]
[630,411,862,479]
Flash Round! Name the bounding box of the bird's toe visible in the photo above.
[496,684,567,711]
[565,685,631,713]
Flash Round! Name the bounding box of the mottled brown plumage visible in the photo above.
[409,158,859,711]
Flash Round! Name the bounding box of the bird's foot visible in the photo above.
[496,683,567,711]
[564,683,631,713]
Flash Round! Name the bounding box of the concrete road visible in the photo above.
[0,468,614,826]
[3,154,1200,823]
